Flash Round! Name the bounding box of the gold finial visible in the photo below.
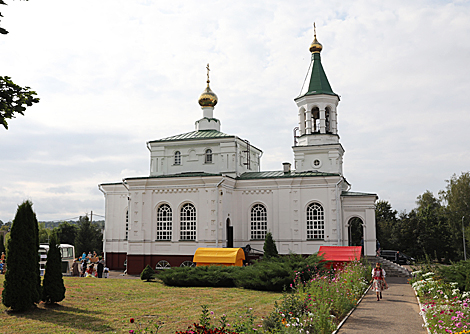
[206,63,210,84]
[199,63,218,107]
[309,22,323,54]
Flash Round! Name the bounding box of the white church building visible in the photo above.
[99,32,377,275]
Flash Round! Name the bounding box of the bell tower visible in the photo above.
[293,25,344,175]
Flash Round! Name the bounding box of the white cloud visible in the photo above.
[1,0,470,220]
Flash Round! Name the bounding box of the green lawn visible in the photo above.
[0,275,281,333]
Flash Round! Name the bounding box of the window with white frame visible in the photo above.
[180,203,196,240]
[251,204,267,240]
[156,204,172,240]
[307,203,324,240]
[174,151,181,165]
[125,209,129,241]
[205,149,213,163]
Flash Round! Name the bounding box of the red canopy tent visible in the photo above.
[318,246,362,268]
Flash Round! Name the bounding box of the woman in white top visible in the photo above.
[371,262,386,301]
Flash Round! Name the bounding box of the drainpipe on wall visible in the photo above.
[215,176,225,248]
[335,178,342,246]
[98,184,106,263]
[122,179,130,274]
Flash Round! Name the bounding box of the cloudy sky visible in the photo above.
[1,0,469,222]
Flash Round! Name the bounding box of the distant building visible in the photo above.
[99,31,377,275]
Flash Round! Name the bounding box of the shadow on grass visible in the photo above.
[8,304,114,332]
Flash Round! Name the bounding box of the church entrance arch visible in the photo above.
[348,217,364,253]
[226,218,233,248]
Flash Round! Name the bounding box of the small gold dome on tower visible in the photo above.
[309,23,323,54]
[198,64,218,108]
[309,36,323,53]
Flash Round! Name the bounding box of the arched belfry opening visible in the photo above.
[325,107,330,133]
[226,218,233,248]
[348,217,364,253]
[312,107,320,133]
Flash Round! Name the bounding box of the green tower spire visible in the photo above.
[296,25,338,100]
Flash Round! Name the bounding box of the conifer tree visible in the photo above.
[140,264,156,282]
[42,233,66,304]
[2,200,41,311]
[263,232,278,259]
[0,233,5,255]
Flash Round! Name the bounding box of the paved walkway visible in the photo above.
[338,277,426,333]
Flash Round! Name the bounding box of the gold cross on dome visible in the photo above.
[206,63,210,83]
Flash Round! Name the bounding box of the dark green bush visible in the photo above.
[158,254,325,292]
[263,232,278,259]
[2,200,41,311]
[140,264,156,282]
[158,265,241,287]
[42,233,66,304]
[438,260,470,291]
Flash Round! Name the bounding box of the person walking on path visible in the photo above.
[372,262,387,301]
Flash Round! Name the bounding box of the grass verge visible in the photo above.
[0,275,280,333]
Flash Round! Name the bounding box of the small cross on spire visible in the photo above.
[206,63,210,84]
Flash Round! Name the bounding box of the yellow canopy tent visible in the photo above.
[193,247,245,267]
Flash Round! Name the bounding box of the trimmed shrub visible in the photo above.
[235,254,325,291]
[2,200,41,311]
[42,233,66,304]
[158,266,241,287]
[0,234,5,255]
[158,254,325,292]
[140,264,156,282]
[263,232,278,259]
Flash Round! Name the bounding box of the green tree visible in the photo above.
[55,221,78,245]
[74,216,102,256]
[2,200,41,311]
[0,233,5,255]
[0,0,8,35]
[140,264,155,282]
[263,232,278,259]
[0,76,39,129]
[441,172,470,259]
[375,200,399,250]
[42,233,66,304]
[38,222,52,244]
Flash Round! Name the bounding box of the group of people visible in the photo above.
[71,251,109,278]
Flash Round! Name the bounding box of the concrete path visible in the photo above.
[337,277,426,333]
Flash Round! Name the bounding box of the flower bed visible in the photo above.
[175,261,370,333]
[411,270,470,333]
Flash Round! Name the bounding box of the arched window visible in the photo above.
[174,151,181,165]
[251,204,267,240]
[205,149,213,163]
[180,203,196,240]
[157,204,172,240]
[125,209,129,241]
[307,203,324,240]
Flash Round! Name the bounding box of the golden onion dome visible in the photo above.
[309,36,323,53]
[309,23,322,54]
[198,81,218,107]
[198,63,218,107]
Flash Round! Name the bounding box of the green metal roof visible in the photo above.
[125,172,222,180]
[237,170,340,180]
[296,53,338,100]
[148,130,234,143]
[341,191,377,197]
